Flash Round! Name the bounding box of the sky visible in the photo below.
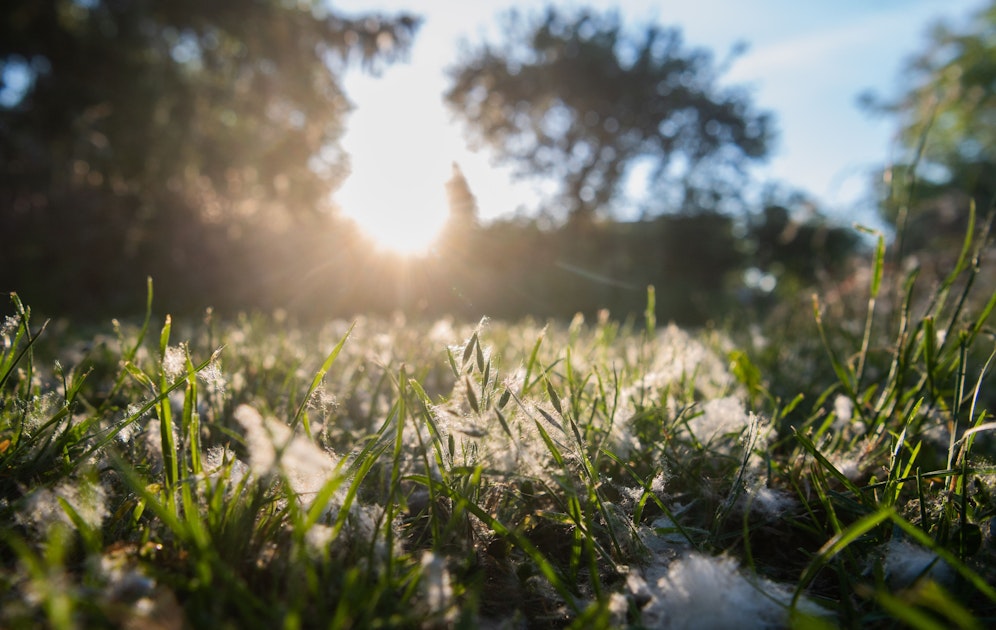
[332,0,987,253]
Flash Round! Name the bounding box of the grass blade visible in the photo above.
[291,321,355,438]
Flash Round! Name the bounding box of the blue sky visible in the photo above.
[333,1,986,252]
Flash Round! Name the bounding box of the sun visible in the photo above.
[336,69,456,256]
[337,160,451,256]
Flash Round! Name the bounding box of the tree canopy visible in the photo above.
[445,7,773,222]
[0,0,418,314]
[1,0,418,221]
[872,0,996,248]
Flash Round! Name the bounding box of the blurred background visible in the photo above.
[1,1,993,325]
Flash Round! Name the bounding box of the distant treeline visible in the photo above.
[4,202,860,326]
[4,0,994,328]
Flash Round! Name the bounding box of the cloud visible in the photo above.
[729,15,901,81]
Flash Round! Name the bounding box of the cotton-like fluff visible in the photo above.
[201,445,250,498]
[639,553,825,629]
[161,344,188,381]
[831,394,866,437]
[826,437,877,483]
[833,395,853,425]
[623,325,737,407]
[654,325,736,398]
[742,483,796,519]
[0,314,19,345]
[420,551,455,622]
[24,391,62,433]
[686,397,760,449]
[880,538,953,589]
[233,404,341,511]
[430,397,552,481]
[142,417,176,474]
[16,480,108,537]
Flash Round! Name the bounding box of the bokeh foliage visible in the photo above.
[871,0,996,255]
[445,6,773,222]
[0,2,921,325]
[0,0,418,314]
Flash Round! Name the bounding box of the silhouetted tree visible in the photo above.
[445,6,772,223]
[443,162,478,231]
[0,0,419,315]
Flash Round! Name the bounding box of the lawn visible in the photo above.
[2,219,995,628]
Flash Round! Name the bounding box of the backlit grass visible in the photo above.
[1,213,995,628]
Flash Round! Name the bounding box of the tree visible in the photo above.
[435,162,480,290]
[0,0,419,314]
[870,0,996,252]
[445,6,772,223]
[443,162,479,230]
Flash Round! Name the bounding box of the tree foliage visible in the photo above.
[0,0,418,313]
[445,6,773,222]
[873,0,996,250]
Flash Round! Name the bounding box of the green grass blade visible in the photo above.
[890,513,996,605]
[533,417,565,468]
[812,295,855,394]
[521,326,547,397]
[157,315,179,499]
[0,315,47,393]
[793,428,867,500]
[645,284,656,338]
[794,506,894,608]
[183,351,201,475]
[291,321,354,438]
[875,590,951,630]
[418,473,581,613]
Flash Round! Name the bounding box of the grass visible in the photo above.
[1,211,995,629]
